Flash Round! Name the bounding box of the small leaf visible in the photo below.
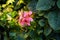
[14,3,25,10]
[4,32,8,40]
[57,0,60,8]
[38,19,45,27]
[8,11,17,18]
[9,32,16,37]
[37,30,43,35]
[6,0,15,5]
[17,34,25,40]
[29,30,36,38]
[37,11,44,16]
[17,0,24,5]
[44,13,48,18]
[24,33,29,38]
[2,4,7,8]
[9,32,17,40]
[44,26,52,36]
[0,5,2,10]
[1,13,7,20]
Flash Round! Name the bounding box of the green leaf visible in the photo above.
[6,0,15,5]
[0,13,7,20]
[8,19,17,28]
[17,35,24,40]
[9,32,17,40]
[38,19,45,27]
[27,0,38,12]
[14,3,25,10]
[14,5,21,10]
[17,32,26,40]
[57,0,60,8]
[9,32,16,37]
[44,26,52,36]
[44,13,48,18]
[37,30,43,35]
[36,0,55,10]
[37,11,44,16]
[29,30,37,38]
[0,5,2,10]
[48,11,60,31]
[4,32,8,40]
[8,11,17,18]
[24,33,29,38]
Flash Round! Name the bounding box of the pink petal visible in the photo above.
[19,19,24,26]
[26,22,30,26]
[27,17,33,22]
[20,22,25,26]
[28,11,32,15]
[22,18,25,22]
[29,17,33,21]
[24,11,28,17]
[19,16,22,20]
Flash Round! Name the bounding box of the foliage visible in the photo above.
[0,0,60,40]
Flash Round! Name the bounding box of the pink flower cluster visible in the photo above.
[18,11,33,27]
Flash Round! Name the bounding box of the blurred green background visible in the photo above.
[0,0,60,40]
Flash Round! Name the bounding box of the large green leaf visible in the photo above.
[36,0,55,10]
[57,0,60,8]
[48,11,60,31]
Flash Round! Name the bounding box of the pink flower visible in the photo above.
[18,11,33,27]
